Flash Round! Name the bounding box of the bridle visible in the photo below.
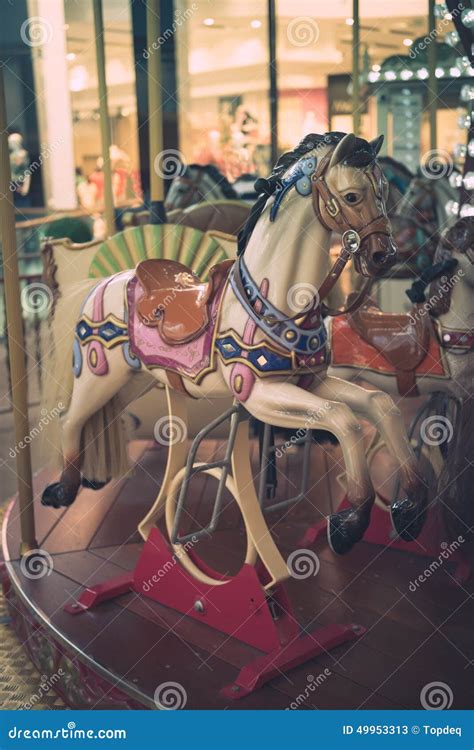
[311,152,393,254]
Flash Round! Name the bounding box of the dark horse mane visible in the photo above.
[428,216,474,317]
[237,132,378,255]
[187,163,238,200]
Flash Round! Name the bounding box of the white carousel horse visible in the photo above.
[41,132,427,558]
[328,217,474,538]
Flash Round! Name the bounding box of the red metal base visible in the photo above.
[301,494,471,583]
[65,527,365,697]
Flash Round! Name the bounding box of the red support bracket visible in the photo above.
[64,527,366,697]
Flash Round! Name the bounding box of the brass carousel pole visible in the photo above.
[0,66,37,553]
[92,0,116,236]
[427,0,438,150]
[268,0,278,167]
[146,0,166,224]
[352,0,361,136]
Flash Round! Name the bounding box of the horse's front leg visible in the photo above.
[310,375,427,542]
[244,380,375,554]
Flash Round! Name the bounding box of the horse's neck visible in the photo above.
[433,179,458,227]
[439,272,474,331]
[243,195,331,314]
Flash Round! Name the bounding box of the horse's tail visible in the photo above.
[439,397,474,549]
[41,278,130,482]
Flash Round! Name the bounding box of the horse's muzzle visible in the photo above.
[357,232,397,277]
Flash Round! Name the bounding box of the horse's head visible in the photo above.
[443,216,474,285]
[165,164,238,211]
[313,133,397,277]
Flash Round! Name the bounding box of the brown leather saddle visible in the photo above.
[136,258,233,345]
[347,297,431,396]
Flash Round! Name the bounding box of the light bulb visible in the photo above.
[445,200,459,216]
[417,67,429,80]
[461,9,474,28]
[449,172,462,188]
[463,172,474,190]
[454,144,467,158]
[460,85,474,102]
[401,70,414,80]
[460,204,474,217]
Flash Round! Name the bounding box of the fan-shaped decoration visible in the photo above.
[88,225,230,281]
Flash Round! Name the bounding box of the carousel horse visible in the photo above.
[41,131,428,558]
[390,167,460,275]
[329,217,474,538]
[164,163,239,211]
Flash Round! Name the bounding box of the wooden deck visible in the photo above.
[2,435,473,710]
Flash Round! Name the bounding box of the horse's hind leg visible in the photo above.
[42,353,133,508]
[312,375,428,542]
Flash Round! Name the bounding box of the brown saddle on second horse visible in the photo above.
[136,258,233,345]
[347,297,431,396]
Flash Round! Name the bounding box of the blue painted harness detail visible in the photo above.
[269,156,316,221]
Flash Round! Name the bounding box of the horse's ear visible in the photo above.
[370,134,384,155]
[328,133,357,168]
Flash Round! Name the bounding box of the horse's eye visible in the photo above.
[344,192,360,204]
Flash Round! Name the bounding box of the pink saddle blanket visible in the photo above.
[126,275,225,382]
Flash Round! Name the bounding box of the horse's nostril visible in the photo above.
[372,251,386,265]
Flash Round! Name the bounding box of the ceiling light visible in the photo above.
[345,18,354,26]
[250,19,262,29]
[417,67,429,80]
[403,38,413,47]
[372,64,381,72]
[203,18,215,26]
[66,52,76,61]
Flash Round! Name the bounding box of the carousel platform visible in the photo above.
[1,437,472,710]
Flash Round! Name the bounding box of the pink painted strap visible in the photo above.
[86,277,111,376]
[230,279,269,401]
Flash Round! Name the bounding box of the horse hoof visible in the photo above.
[327,508,369,555]
[81,477,110,491]
[41,482,74,509]
[391,497,426,541]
